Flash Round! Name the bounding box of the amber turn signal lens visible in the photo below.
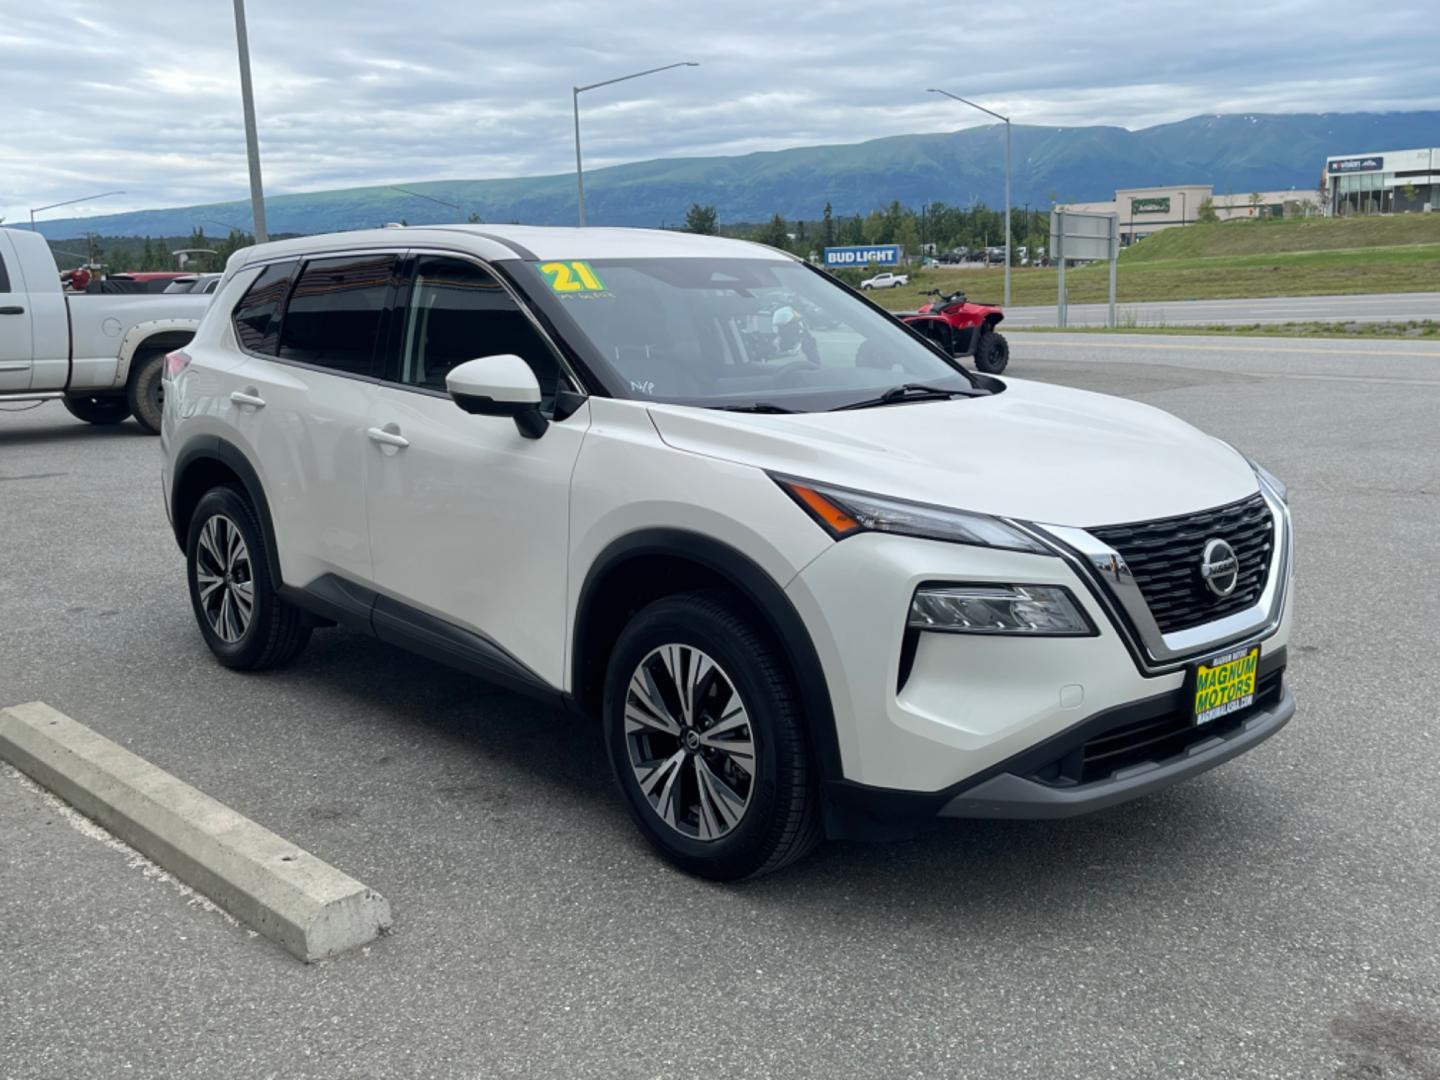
[782,482,862,536]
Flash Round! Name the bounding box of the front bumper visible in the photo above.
[940,682,1293,819]
[784,527,1294,827]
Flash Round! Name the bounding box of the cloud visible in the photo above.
[2,0,1438,224]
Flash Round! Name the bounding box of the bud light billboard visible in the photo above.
[823,245,902,268]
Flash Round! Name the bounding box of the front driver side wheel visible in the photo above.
[603,591,821,880]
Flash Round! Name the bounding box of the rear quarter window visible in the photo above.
[232,261,298,354]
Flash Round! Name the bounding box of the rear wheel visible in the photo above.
[974,329,1010,374]
[62,395,131,425]
[127,350,165,434]
[186,486,310,670]
[603,591,822,880]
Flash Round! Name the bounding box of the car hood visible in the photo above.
[647,377,1258,528]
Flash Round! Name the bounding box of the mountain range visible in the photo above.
[33,111,1439,240]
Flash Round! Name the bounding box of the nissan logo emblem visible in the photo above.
[1200,538,1240,598]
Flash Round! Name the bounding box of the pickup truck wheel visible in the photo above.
[62,395,132,426]
[186,486,311,670]
[974,329,1010,374]
[126,350,165,435]
[603,591,822,881]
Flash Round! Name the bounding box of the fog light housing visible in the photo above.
[909,584,1095,636]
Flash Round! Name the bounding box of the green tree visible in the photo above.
[684,203,718,235]
[467,211,484,224]
[821,202,835,248]
[755,213,790,251]
[1196,197,1219,224]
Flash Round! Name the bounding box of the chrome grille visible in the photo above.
[1088,494,1274,634]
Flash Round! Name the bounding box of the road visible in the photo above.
[3,336,1439,1079]
[1003,290,1440,327]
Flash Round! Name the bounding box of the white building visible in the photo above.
[1324,148,1438,216]
[1058,184,1311,246]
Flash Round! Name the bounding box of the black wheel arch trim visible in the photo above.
[170,435,283,587]
[574,528,844,787]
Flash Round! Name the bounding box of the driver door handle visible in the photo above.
[0,306,24,315]
[229,390,266,408]
[366,425,410,449]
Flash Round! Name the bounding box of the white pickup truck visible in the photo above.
[0,226,208,432]
[859,270,909,290]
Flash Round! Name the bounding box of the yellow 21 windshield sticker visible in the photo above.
[538,260,606,293]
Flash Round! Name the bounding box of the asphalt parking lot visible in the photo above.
[3,334,1439,1080]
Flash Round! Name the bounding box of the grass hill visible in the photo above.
[33,111,1440,239]
[869,215,1440,311]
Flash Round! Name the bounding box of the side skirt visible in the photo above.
[278,574,564,708]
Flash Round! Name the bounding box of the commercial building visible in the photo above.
[1058,184,1308,245]
[1324,148,1438,216]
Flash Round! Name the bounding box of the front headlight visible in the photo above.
[909,584,1095,635]
[773,475,1047,553]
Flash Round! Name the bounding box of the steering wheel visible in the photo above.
[771,358,823,387]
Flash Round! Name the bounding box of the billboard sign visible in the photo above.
[823,245,902,268]
[1328,156,1384,174]
[1131,196,1171,214]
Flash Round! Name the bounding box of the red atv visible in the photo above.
[899,289,1009,374]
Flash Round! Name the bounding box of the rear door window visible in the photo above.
[277,254,397,377]
[0,244,11,293]
[232,261,297,355]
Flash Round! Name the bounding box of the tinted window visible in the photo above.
[232,261,297,354]
[0,251,11,293]
[390,256,559,402]
[277,255,395,376]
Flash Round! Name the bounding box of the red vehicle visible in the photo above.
[898,289,1009,374]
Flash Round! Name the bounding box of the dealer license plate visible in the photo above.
[1191,645,1260,725]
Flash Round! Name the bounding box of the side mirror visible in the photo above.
[445,354,548,439]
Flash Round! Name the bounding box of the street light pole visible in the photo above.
[572,61,699,227]
[232,0,268,243]
[29,191,126,232]
[928,88,1011,306]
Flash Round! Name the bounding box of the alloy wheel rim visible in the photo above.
[195,514,254,643]
[624,645,755,842]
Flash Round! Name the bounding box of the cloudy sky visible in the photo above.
[3,0,1438,225]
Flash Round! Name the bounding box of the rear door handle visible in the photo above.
[0,306,24,315]
[366,425,410,449]
[229,390,266,408]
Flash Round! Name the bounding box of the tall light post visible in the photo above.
[929,88,1011,306]
[232,0,268,243]
[29,191,125,232]
[573,61,698,227]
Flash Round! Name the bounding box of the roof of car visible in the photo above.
[237,224,791,266]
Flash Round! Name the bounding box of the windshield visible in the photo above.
[512,258,973,412]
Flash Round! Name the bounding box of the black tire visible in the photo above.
[126,350,165,434]
[62,395,131,425]
[185,486,310,670]
[603,590,822,881]
[974,329,1009,374]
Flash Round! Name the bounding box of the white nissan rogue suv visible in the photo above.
[160,225,1294,880]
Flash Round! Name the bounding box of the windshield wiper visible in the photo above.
[831,383,986,411]
[713,402,800,414]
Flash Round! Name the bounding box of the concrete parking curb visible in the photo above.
[0,701,391,962]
